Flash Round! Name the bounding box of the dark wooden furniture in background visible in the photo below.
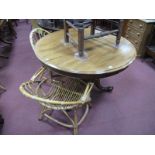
[37,19,63,32]
[0,114,4,133]
[0,20,17,45]
[0,19,17,92]
[145,25,155,60]
[91,19,124,45]
[64,19,124,58]
[122,19,155,57]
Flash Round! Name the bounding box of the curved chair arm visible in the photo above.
[19,80,94,105]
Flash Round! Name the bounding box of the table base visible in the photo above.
[94,79,113,92]
[50,71,114,93]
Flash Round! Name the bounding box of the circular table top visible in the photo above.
[35,29,136,79]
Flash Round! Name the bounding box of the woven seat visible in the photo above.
[19,67,94,134]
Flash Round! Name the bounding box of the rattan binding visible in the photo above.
[19,67,94,134]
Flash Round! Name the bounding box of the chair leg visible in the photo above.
[39,105,90,134]
[88,102,92,109]
[38,105,49,121]
[73,108,78,135]
[116,20,124,46]
[0,84,6,92]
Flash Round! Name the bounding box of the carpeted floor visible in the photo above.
[0,21,155,135]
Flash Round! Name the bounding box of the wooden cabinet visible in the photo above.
[0,114,4,131]
[123,19,154,57]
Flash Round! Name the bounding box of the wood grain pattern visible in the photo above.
[34,29,136,76]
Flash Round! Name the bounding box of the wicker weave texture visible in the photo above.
[19,67,94,106]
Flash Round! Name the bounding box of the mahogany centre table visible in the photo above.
[34,29,136,91]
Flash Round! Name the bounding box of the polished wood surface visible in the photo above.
[35,29,136,78]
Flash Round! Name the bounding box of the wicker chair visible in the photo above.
[19,67,94,134]
[29,27,50,51]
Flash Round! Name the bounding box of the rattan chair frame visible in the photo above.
[19,67,94,134]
